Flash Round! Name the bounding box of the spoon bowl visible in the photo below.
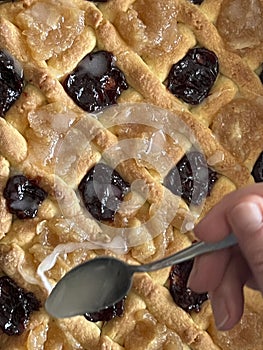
[45,257,134,318]
[45,233,237,318]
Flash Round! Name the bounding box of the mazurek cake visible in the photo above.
[0,0,262,349]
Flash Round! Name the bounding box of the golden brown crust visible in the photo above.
[132,273,220,350]
[0,118,28,163]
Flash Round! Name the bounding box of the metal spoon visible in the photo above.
[45,233,237,318]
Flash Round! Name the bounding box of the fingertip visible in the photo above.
[187,258,212,293]
[227,199,263,291]
[209,293,230,331]
[209,289,244,331]
[208,252,249,331]
[194,206,231,242]
[187,250,231,293]
[228,200,263,235]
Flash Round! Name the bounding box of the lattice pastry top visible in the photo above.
[0,0,263,349]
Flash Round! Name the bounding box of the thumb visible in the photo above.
[227,197,263,291]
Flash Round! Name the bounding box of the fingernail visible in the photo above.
[210,294,230,331]
[187,262,198,289]
[229,202,263,232]
[216,313,229,331]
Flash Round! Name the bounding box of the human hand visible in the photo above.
[187,183,263,331]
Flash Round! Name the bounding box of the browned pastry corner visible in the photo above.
[0,0,262,349]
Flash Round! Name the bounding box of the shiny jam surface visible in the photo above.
[78,163,130,221]
[169,259,208,313]
[63,51,128,112]
[164,152,218,206]
[3,175,47,219]
[84,298,126,322]
[167,48,219,105]
[0,49,23,117]
[0,276,40,336]
[252,152,263,183]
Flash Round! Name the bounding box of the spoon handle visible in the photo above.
[133,233,237,273]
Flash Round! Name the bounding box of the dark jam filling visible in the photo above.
[189,0,204,4]
[163,151,218,206]
[167,48,219,105]
[0,49,23,117]
[252,152,263,183]
[0,276,40,336]
[169,259,208,313]
[63,50,128,113]
[3,175,48,219]
[84,298,125,322]
[78,163,130,222]
[260,69,263,84]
